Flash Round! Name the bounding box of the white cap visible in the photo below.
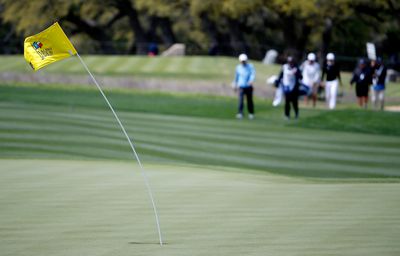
[239,53,248,62]
[326,53,335,61]
[307,53,316,61]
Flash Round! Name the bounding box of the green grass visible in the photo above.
[296,109,400,136]
[1,83,399,179]
[1,82,400,255]
[0,83,240,119]
[1,160,400,256]
[2,55,400,105]
[0,55,281,84]
[1,82,400,135]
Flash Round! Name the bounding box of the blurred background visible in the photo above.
[1,0,399,70]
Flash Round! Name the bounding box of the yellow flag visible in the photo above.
[24,22,77,71]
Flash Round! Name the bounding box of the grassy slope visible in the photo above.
[0,55,281,84]
[296,109,400,136]
[1,83,399,179]
[2,55,400,103]
[1,160,400,256]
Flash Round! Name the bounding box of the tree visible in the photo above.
[0,0,119,53]
[0,0,399,60]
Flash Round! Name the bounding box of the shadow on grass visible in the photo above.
[129,241,168,245]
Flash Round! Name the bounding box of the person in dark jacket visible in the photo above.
[321,53,342,109]
[275,56,302,119]
[350,58,373,108]
[371,57,387,110]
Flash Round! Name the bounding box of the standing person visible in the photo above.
[301,53,320,107]
[275,56,302,120]
[234,53,256,119]
[350,58,373,109]
[321,53,342,109]
[371,57,387,110]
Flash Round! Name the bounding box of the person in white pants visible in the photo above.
[321,53,342,109]
[301,53,320,107]
[370,58,387,110]
[325,79,338,109]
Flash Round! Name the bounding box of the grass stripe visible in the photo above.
[2,112,399,159]
[2,106,399,149]
[113,57,142,73]
[2,129,398,170]
[1,85,399,178]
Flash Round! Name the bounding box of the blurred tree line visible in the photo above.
[1,0,399,63]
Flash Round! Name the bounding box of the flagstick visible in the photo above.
[75,53,163,246]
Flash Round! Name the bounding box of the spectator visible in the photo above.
[275,56,302,120]
[301,53,320,107]
[321,53,342,109]
[233,53,255,119]
[350,58,373,109]
[371,57,387,110]
[148,43,159,56]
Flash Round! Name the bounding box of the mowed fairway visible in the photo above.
[1,83,400,255]
[0,55,281,83]
[1,160,400,256]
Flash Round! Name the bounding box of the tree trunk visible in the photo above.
[114,0,149,54]
[199,13,234,55]
[321,18,333,60]
[281,15,311,60]
[146,16,158,43]
[157,17,176,47]
[282,16,299,58]
[297,24,312,57]
[227,18,249,56]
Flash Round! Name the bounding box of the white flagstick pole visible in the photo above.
[75,53,163,246]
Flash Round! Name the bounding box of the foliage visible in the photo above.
[0,0,399,59]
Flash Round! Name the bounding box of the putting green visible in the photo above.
[1,159,399,256]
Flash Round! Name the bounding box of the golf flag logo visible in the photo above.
[32,41,43,49]
[24,22,77,71]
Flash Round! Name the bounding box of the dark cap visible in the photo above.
[359,58,367,65]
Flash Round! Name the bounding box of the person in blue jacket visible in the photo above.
[234,53,255,119]
[275,56,302,120]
